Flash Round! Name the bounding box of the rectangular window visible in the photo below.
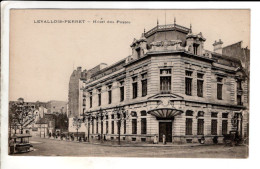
[89,92,92,108]
[185,78,192,95]
[142,79,147,97]
[132,82,138,99]
[141,118,147,134]
[106,121,108,134]
[124,119,126,134]
[160,76,171,93]
[132,119,137,134]
[160,69,172,75]
[197,79,203,97]
[237,80,242,90]
[211,112,218,118]
[136,48,141,58]
[197,80,203,97]
[120,86,124,102]
[92,122,94,134]
[111,121,114,134]
[237,95,242,105]
[211,119,218,135]
[185,118,193,135]
[222,113,228,118]
[222,120,228,135]
[197,119,204,135]
[217,84,223,100]
[98,89,102,106]
[96,118,99,134]
[108,90,112,104]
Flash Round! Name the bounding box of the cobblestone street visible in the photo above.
[12,136,248,158]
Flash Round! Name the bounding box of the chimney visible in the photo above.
[213,39,223,54]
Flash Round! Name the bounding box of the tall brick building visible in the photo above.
[69,20,249,144]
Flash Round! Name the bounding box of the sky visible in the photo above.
[9,9,250,102]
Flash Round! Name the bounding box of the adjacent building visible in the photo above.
[69,20,249,144]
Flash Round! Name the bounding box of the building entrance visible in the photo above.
[159,122,172,142]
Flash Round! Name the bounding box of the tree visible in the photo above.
[112,106,129,145]
[9,101,37,136]
[72,117,82,141]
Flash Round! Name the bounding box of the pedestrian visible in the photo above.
[200,135,205,144]
[153,135,158,144]
[163,134,166,145]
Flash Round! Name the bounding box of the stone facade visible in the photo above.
[69,21,249,144]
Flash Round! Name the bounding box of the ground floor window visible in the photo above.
[96,120,99,134]
[92,122,94,134]
[132,119,137,134]
[222,120,228,135]
[141,118,147,134]
[211,119,218,135]
[186,118,193,135]
[197,119,204,135]
[111,121,114,134]
[124,119,126,134]
[106,121,108,134]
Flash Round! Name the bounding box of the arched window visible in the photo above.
[141,110,147,116]
[197,111,204,117]
[186,110,193,116]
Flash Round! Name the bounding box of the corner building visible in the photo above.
[76,21,249,144]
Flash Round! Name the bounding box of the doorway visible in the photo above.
[159,122,172,142]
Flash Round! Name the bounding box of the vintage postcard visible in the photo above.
[1,2,256,169]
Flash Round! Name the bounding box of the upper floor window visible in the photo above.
[132,76,138,99]
[98,88,102,106]
[211,112,218,118]
[197,73,204,97]
[185,70,193,95]
[222,113,228,118]
[136,48,141,58]
[237,80,242,90]
[160,69,172,94]
[141,73,148,97]
[160,69,172,75]
[89,91,93,108]
[83,99,86,106]
[217,77,223,100]
[119,81,124,102]
[108,85,112,104]
[237,95,242,105]
[141,111,147,116]
[193,43,199,55]
[186,110,193,116]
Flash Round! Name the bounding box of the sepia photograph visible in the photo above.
[4,6,252,161]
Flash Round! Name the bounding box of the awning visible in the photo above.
[147,108,183,119]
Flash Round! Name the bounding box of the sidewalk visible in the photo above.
[38,137,205,147]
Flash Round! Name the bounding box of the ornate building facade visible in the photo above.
[69,20,249,144]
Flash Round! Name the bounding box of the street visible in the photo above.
[13,136,248,158]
